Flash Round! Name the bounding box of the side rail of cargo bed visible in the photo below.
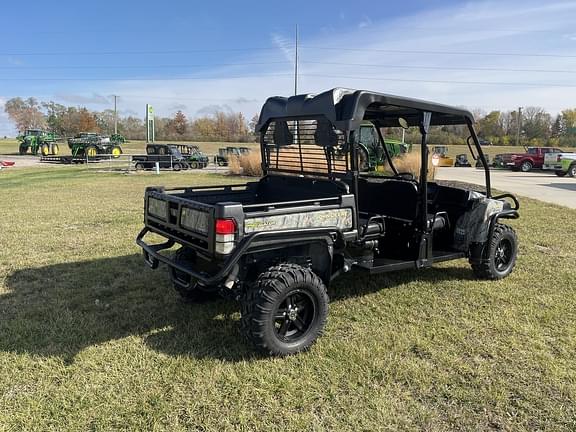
[143,184,356,251]
[136,226,341,286]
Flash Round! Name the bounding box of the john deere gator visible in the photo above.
[18,129,60,156]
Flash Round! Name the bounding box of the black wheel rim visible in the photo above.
[273,289,316,343]
[495,238,513,272]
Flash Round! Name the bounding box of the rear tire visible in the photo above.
[520,160,532,172]
[190,161,199,169]
[471,223,518,280]
[240,264,329,356]
[41,144,50,156]
[134,162,145,171]
[111,145,122,158]
[51,143,59,155]
[568,164,576,178]
[555,170,566,177]
[173,162,182,171]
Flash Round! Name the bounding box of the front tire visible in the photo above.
[520,160,533,172]
[568,164,576,178]
[86,145,98,158]
[471,223,518,280]
[240,264,329,356]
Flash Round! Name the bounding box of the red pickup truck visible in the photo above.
[497,147,564,172]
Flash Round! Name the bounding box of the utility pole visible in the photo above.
[113,95,118,135]
[515,106,522,147]
[294,24,299,96]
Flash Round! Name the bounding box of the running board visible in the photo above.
[355,258,416,274]
[354,251,466,274]
[431,251,466,262]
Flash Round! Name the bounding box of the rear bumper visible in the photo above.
[136,227,229,286]
[136,225,339,287]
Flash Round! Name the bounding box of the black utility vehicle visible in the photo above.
[174,144,210,169]
[454,153,472,167]
[133,144,189,171]
[137,88,520,356]
[214,146,251,166]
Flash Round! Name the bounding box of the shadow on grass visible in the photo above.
[2,254,475,362]
[329,264,475,302]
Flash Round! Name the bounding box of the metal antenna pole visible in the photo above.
[113,95,118,135]
[515,106,522,147]
[294,24,299,95]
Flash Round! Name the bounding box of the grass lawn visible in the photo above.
[0,167,575,431]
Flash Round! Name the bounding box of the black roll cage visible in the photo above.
[260,111,493,229]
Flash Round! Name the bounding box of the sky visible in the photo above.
[1,0,576,136]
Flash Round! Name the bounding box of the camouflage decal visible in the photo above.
[180,207,210,234]
[453,192,504,251]
[245,208,353,233]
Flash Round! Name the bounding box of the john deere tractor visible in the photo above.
[356,122,411,171]
[18,129,60,156]
[67,132,123,158]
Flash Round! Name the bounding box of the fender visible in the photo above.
[137,226,340,287]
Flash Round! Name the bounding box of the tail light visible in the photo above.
[557,155,562,162]
[215,218,237,254]
[215,219,236,235]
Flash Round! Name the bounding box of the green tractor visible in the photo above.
[18,129,60,156]
[356,122,411,171]
[67,132,123,158]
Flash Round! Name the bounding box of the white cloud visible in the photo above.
[2,0,575,135]
[107,0,575,119]
[54,93,112,105]
[358,16,372,29]
[271,33,295,64]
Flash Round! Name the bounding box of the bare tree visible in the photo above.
[4,97,47,131]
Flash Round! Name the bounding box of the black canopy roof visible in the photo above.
[256,88,475,131]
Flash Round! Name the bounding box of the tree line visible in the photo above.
[398,107,576,147]
[4,97,576,147]
[4,97,258,142]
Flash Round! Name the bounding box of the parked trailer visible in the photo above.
[40,154,111,164]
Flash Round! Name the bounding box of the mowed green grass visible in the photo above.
[0,167,576,431]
